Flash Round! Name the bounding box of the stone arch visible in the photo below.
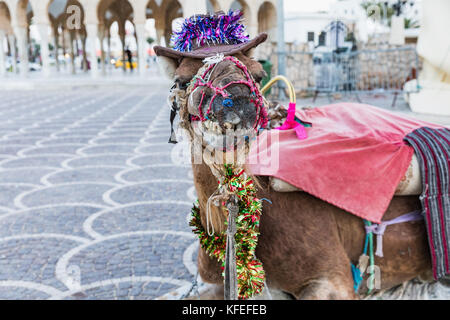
[123,18,136,50]
[163,0,182,46]
[145,0,158,19]
[47,0,87,74]
[0,1,12,75]
[48,0,67,24]
[206,0,220,14]
[97,0,135,71]
[15,0,32,27]
[97,0,134,46]
[0,1,12,33]
[97,0,133,25]
[144,0,158,44]
[48,0,85,32]
[146,0,166,45]
[229,0,258,37]
[16,0,35,53]
[229,0,250,21]
[14,0,34,76]
[107,18,120,56]
[257,1,276,39]
[15,0,38,26]
[97,0,114,22]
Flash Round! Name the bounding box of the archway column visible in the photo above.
[155,28,164,45]
[35,23,51,76]
[246,3,258,38]
[79,0,99,77]
[0,30,6,76]
[13,25,28,76]
[118,23,126,72]
[129,0,147,75]
[31,0,52,76]
[69,31,76,74]
[98,24,106,76]
[85,23,99,77]
[134,22,146,75]
[53,27,60,72]
[106,32,111,71]
[154,17,165,46]
[7,34,17,73]
[81,34,88,72]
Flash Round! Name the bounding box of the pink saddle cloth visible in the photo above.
[248,103,445,223]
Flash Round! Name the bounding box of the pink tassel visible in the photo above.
[294,125,307,140]
[275,102,308,140]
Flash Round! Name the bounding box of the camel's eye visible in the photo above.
[174,77,189,90]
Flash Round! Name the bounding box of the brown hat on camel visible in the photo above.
[154,10,267,60]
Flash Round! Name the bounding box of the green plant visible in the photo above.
[404,18,419,29]
[361,1,394,23]
[361,1,420,28]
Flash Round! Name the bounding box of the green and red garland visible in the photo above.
[189,164,265,299]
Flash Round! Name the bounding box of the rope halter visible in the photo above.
[188,54,268,131]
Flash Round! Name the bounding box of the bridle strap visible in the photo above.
[168,106,178,144]
[167,55,268,143]
[190,55,267,130]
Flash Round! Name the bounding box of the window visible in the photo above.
[318,32,326,46]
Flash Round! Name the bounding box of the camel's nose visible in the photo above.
[213,95,256,130]
[223,111,241,126]
[219,97,241,129]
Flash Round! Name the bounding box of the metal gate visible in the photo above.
[274,46,420,106]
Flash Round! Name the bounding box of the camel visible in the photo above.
[153,10,437,298]
[154,48,434,300]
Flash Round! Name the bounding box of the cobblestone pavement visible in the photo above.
[0,85,199,300]
[0,85,449,300]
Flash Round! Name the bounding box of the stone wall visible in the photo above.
[256,40,420,95]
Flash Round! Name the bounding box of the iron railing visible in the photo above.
[273,46,420,106]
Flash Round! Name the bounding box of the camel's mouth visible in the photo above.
[191,120,254,151]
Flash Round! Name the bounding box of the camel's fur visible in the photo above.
[160,51,432,299]
[192,161,430,299]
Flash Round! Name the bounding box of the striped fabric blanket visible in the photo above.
[404,127,450,280]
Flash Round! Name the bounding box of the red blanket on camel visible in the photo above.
[247,103,445,223]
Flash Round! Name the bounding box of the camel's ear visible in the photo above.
[157,55,179,80]
[243,47,256,59]
[236,51,267,83]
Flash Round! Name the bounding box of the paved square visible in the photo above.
[0,85,198,300]
[1,85,449,300]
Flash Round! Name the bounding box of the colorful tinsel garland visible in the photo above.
[189,164,265,299]
[171,10,249,52]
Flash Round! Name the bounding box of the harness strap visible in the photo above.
[365,210,423,258]
[190,55,267,130]
[168,106,178,144]
[224,195,239,300]
[167,83,179,144]
[354,211,423,295]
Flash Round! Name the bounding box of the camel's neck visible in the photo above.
[191,162,228,234]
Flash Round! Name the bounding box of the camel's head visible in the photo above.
[158,50,268,150]
[154,11,269,153]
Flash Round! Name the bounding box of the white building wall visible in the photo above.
[284,12,332,45]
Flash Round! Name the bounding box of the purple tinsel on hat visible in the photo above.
[171,10,249,52]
